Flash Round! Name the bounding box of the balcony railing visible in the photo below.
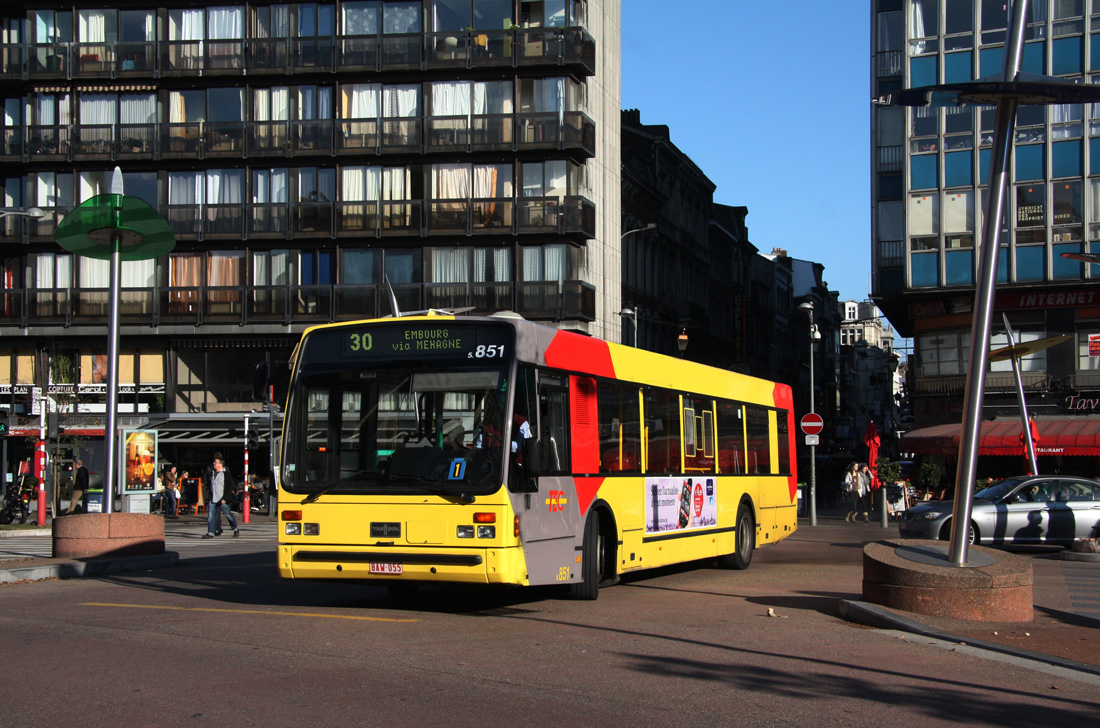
[914,372,1051,394]
[19,112,594,163]
[14,28,595,80]
[0,195,594,244]
[0,281,596,329]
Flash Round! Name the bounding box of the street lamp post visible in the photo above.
[797,302,820,527]
[0,207,47,220]
[618,307,638,347]
[614,223,656,340]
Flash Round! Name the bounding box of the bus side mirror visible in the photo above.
[524,438,544,482]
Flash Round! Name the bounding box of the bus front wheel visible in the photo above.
[718,503,755,570]
[570,511,602,600]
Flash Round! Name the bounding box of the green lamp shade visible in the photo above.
[55,194,175,261]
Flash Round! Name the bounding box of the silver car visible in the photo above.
[898,475,1100,545]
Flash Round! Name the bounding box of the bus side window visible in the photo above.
[644,389,680,474]
[745,405,771,474]
[776,408,791,475]
[716,400,744,474]
[597,380,641,473]
[538,379,570,474]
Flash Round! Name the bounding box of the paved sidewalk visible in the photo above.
[3,506,1097,676]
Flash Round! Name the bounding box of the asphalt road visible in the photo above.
[1,524,1098,727]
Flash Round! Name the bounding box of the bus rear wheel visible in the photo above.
[570,511,602,600]
[718,503,755,570]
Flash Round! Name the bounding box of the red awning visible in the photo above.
[898,419,1100,457]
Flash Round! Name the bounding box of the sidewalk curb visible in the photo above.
[0,552,178,585]
[839,599,1100,677]
[0,529,52,538]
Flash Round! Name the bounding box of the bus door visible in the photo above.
[510,368,581,585]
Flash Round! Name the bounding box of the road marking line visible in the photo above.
[82,602,418,622]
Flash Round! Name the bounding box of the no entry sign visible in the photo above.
[800,413,824,435]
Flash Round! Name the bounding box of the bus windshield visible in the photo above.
[282,321,515,497]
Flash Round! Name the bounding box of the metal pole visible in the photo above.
[268,385,276,516]
[103,231,122,514]
[808,319,817,527]
[242,413,250,524]
[1003,314,1038,474]
[949,0,1029,565]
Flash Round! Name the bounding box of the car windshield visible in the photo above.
[974,477,1028,501]
[282,364,509,496]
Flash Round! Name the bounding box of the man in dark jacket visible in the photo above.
[204,456,239,538]
[67,459,89,515]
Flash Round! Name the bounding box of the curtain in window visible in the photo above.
[909,1,926,54]
[168,92,186,124]
[207,7,243,39]
[944,190,973,233]
[432,248,470,283]
[209,252,242,287]
[36,95,56,126]
[299,87,334,120]
[36,253,73,289]
[207,170,243,205]
[383,168,409,200]
[545,244,565,284]
[521,247,542,281]
[383,85,419,117]
[433,164,470,200]
[79,94,116,125]
[385,3,422,33]
[473,165,499,199]
[169,171,204,205]
[120,94,155,124]
[170,10,205,40]
[253,169,288,202]
[473,248,511,281]
[344,4,380,35]
[36,172,74,209]
[432,81,470,117]
[76,258,153,288]
[170,253,203,288]
[346,84,380,118]
[341,166,384,202]
[78,10,107,42]
[254,88,290,121]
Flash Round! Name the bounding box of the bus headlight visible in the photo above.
[477,525,495,539]
[457,525,475,538]
[285,523,302,535]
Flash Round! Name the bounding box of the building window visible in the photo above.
[1077,330,1100,371]
[1015,144,1044,181]
[1053,36,1083,75]
[918,330,969,377]
[944,150,973,187]
[910,154,937,190]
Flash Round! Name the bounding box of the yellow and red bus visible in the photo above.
[277,312,798,598]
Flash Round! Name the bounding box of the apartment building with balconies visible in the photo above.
[0,0,621,474]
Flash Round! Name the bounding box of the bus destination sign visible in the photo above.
[330,322,513,362]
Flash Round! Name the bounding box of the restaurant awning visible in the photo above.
[898,419,1100,457]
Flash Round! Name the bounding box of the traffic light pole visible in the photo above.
[242,414,250,524]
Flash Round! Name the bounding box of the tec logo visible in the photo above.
[546,490,568,513]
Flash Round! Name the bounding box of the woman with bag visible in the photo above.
[843,462,861,522]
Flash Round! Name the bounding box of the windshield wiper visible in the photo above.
[301,469,385,504]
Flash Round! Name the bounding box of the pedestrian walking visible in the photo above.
[203,456,239,538]
[67,459,89,515]
[858,463,873,522]
[843,462,861,522]
[162,465,179,519]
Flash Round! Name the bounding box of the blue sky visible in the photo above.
[622,3,872,304]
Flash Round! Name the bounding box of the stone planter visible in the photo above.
[52,513,165,559]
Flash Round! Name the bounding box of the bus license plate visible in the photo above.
[369,562,402,575]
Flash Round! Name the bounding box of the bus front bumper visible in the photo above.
[278,543,528,586]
